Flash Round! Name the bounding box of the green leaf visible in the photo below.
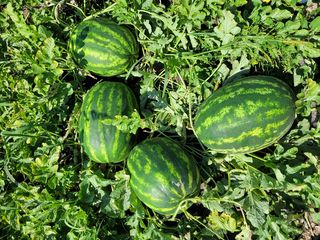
[269,8,293,20]
[101,170,131,218]
[243,191,269,228]
[214,10,241,44]
[234,0,247,7]
[235,225,252,240]
[207,210,238,233]
[79,169,112,204]
[310,16,320,32]
[277,20,301,35]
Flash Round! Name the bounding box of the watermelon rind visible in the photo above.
[78,81,139,163]
[69,17,139,77]
[127,137,201,215]
[194,75,296,154]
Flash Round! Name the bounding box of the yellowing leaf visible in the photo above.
[207,210,238,232]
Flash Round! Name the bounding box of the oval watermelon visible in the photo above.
[127,137,200,215]
[194,75,296,154]
[69,17,139,77]
[78,81,138,163]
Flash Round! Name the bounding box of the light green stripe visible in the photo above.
[199,97,286,132]
[231,78,285,89]
[84,36,129,55]
[151,205,178,215]
[186,157,194,193]
[128,156,139,177]
[201,106,233,129]
[117,132,132,160]
[84,109,98,161]
[130,179,163,203]
[89,20,132,50]
[165,157,187,196]
[82,84,101,110]
[128,151,145,175]
[131,175,182,203]
[144,163,151,174]
[206,116,293,153]
[107,86,115,116]
[205,127,263,146]
[84,51,129,71]
[97,91,109,162]
[154,172,182,198]
[83,85,102,161]
[83,46,128,65]
[142,155,153,175]
[265,108,285,119]
[84,19,123,47]
[112,89,122,158]
[161,140,188,196]
[264,116,290,136]
[172,145,194,195]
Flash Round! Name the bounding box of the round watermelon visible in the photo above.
[194,75,296,154]
[69,17,139,77]
[78,81,138,163]
[127,137,201,215]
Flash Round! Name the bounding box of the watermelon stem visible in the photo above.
[65,2,86,19]
[125,57,144,81]
[201,57,224,87]
[83,3,118,21]
[247,153,267,162]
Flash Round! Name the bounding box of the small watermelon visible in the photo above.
[69,17,139,77]
[194,75,296,154]
[127,137,200,215]
[79,81,138,163]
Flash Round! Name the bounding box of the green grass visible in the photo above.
[0,0,319,239]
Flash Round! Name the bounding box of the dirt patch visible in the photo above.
[300,224,320,240]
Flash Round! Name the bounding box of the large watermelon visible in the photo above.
[127,137,200,215]
[79,81,138,163]
[194,75,296,154]
[69,17,139,77]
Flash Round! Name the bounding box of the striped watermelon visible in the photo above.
[69,17,139,77]
[78,81,138,163]
[194,75,296,154]
[127,137,200,215]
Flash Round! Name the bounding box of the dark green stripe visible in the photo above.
[198,85,291,119]
[196,90,292,135]
[79,82,137,163]
[84,35,130,56]
[83,19,124,48]
[97,90,109,161]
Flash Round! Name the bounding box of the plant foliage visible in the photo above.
[0,0,319,239]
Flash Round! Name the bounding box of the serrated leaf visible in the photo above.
[243,191,269,228]
[101,170,131,218]
[79,170,112,204]
[214,10,241,44]
[229,53,250,77]
[235,225,252,240]
[300,43,320,58]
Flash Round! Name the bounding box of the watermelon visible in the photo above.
[78,81,138,163]
[194,75,296,154]
[127,137,200,215]
[69,17,139,77]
